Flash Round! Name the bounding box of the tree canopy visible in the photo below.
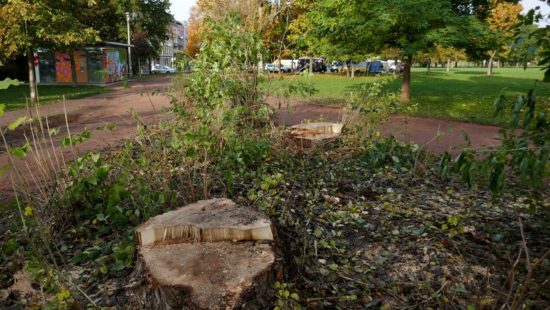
[73,0,172,62]
[0,0,99,61]
[291,0,522,103]
[296,0,469,103]
[0,0,99,102]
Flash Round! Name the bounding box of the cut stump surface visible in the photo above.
[136,198,274,246]
[290,122,343,141]
[132,198,276,309]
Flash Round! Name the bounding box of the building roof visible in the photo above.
[103,41,134,48]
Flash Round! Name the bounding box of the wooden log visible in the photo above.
[126,199,277,309]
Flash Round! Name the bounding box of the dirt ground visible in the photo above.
[0,79,503,203]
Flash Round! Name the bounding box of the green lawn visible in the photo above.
[0,84,112,112]
[270,67,550,126]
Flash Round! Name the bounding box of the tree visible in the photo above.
[485,1,523,75]
[300,0,465,103]
[131,30,157,73]
[520,1,550,80]
[74,0,123,42]
[508,24,539,67]
[290,0,371,76]
[187,0,291,60]
[133,0,172,59]
[187,5,202,57]
[0,0,98,103]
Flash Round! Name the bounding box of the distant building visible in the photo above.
[182,21,188,50]
[174,21,187,52]
[157,35,174,67]
[155,20,188,68]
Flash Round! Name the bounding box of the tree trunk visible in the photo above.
[487,51,496,76]
[27,48,38,104]
[309,58,313,74]
[426,59,431,75]
[446,58,451,72]
[69,49,78,86]
[401,57,412,104]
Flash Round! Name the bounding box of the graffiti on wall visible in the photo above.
[103,49,127,83]
[55,51,72,83]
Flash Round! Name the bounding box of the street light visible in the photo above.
[125,12,137,79]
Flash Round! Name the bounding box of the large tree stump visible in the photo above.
[290,122,343,145]
[126,199,276,309]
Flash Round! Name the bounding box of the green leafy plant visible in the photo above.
[178,13,269,127]
[341,77,404,143]
[0,78,21,90]
[441,88,549,203]
[274,281,304,310]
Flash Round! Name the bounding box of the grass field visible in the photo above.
[269,67,550,126]
[0,84,112,112]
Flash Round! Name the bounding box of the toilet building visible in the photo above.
[35,42,131,85]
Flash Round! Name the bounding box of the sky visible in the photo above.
[170,0,549,23]
[170,0,196,22]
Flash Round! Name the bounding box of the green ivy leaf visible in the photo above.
[23,206,33,216]
[7,116,28,131]
[61,137,72,147]
[56,289,71,302]
[0,78,20,90]
[9,141,31,159]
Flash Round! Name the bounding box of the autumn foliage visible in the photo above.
[186,6,202,58]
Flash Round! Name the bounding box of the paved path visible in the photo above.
[268,97,502,153]
[0,77,172,203]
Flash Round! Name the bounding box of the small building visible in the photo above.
[35,42,131,85]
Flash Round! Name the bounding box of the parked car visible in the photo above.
[387,60,397,72]
[152,65,177,74]
[297,57,327,73]
[280,64,292,73]
[264,63,280,73]
[330,61,345,72]
[340,61,370,73]
[265,63,291,73]
[367,61,384,74]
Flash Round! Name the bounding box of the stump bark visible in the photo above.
[126,199,276,309]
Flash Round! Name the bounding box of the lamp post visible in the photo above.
[125,12,137,79]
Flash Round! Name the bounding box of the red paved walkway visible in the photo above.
[268,97,501,153]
